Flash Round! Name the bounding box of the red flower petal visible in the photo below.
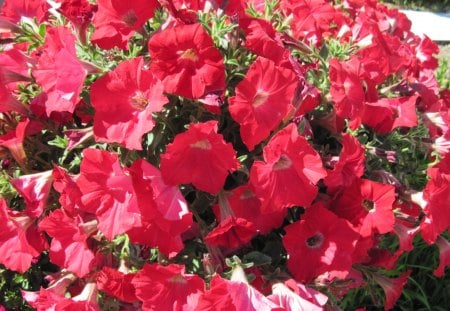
[91,57,168,150]
[283,203,358,282]
[196,274,281,311]
[39,209,96,278]
[11,170,53,218]
[204,216,257,248]
[92,0,160,50]
[126,159,192,257]
[0,199,47,273]
[161,121,239,194]
[96,267,137,303]
[133,264,204,310]
[249,123,326,211]
[228,57,298,151]
[33,27,86,116]
[77,149,141,240]
[373,270,411,311]
[149,23,226,99]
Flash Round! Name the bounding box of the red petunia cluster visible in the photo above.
[0,0,448,310]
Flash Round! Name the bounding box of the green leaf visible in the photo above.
[47,135,68,149]
[243,251,272,266]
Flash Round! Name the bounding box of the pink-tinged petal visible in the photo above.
[268,281,327,311]
[92,0,160,50]
[0,199,47,273]
[0,0,50,23]
[0,118,42,167]
[196,274,281,311]
[77,149,141,240]
[434,235,450,277]
[373,270,411,311]
[39,209,96,277]
[91,57,168,150]
[133,264,204,311]
[33,26,86,116]
[11,170,53,218]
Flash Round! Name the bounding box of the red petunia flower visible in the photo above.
[149,23,226,99]
[96,267,138,303]
[204,216,257,248]
[239,18,287,64]
[361,95,418,134]
[280,0,343,45]
[0,47,34,83]
[57,0,97,28]
[126,159,193,257]
[57,0,97,44]
[268,280,328,311]
[329,57,370,126]
[228,57,298,151]
[39,209,97,278]
[420,153,450,243]
[324,133,365,195]
[249,123,327,212]
[196,274,281,311]
[76,148,141,240]
[434,235,450,277]
[91,57,168,150]
[0,118,42,168]
[91,0,160,50]
[160,121,239,194]
[0,199,48,273]
[52,165,84,215]
[0,0,49,24]
[283,203,358,282]
[333,179,396,237]
[372,270,411,311]
[33,26,86,116]
[132,263,204,311]
[11,170,53,218]
[213,185,287,234]
[0,72,29,115]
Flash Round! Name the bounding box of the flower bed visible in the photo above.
[0,0,449,310]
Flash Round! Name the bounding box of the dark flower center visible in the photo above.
[122,10,138,27]
[362,199,375,211]
[273,154,292,171]
[306,232,324,249]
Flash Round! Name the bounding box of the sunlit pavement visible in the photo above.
[401,10,450,41]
